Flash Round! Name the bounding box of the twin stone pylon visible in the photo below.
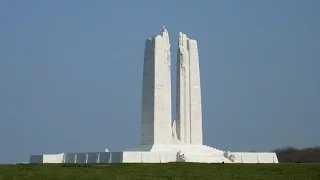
[29,26,279,163]
[141,27,202,146]
[176,32,203,145]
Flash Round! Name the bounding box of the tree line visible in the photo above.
[274,146,320,163]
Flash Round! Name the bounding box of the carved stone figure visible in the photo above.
[176,151,186,162]
[164,49,171,68]
[223,151,235,162]
[179,47,186,74]
[171,120,178,141]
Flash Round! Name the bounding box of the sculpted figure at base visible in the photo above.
[176,151,187,162]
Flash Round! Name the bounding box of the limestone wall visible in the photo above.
[30,153,64,163]
[232,152,279,163]
[30,151,279,163]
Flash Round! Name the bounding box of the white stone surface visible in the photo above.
[176,32,203,145]
[43,154,64,163]
[257,153,279,163]
[141,26,172,145]
[232,152,279,163]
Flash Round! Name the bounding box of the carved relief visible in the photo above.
[171,120,178,141]
[164,49,171,68]
[179,48,186,74]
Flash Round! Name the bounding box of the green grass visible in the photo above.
[0,163,319,180]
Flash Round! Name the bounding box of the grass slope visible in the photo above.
[0,163,320,180]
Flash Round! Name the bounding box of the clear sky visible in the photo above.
[0,0,319,164]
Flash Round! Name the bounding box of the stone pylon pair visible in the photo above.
[29,26,279,164]
[141,26,202,146]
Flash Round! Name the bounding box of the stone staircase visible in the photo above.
[127,144,236,163]
[154,144,234,163]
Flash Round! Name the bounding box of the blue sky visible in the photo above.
[0,0,319,163]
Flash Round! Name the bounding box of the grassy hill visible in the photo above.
[0,163,320,180]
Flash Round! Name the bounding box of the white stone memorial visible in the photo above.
[176,32,203,145]
[29,27,278,164]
